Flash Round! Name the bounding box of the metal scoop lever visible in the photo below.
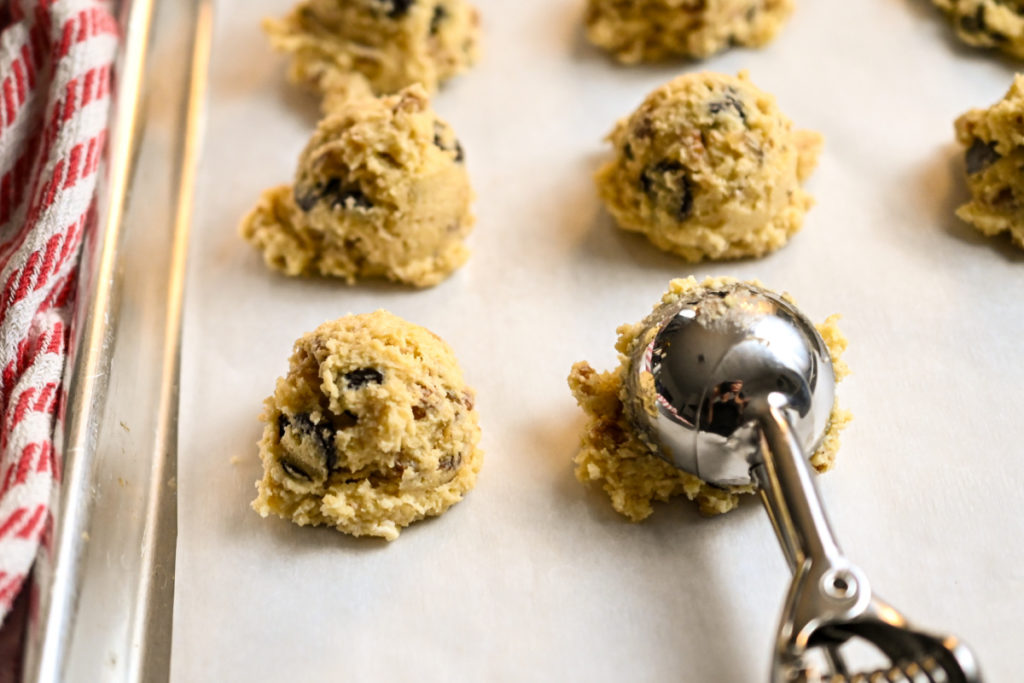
[623,282,981,682]
[754,397,978,682]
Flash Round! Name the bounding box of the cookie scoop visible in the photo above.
[623,281,980,682]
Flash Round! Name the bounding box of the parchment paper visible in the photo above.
[173,1,1024,680]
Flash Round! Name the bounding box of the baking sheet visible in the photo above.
[173,0,1024,680]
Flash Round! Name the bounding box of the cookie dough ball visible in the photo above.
[265,0,481,96]
[954,75,1024,249]
[241,86,474,287]
[567,277,850,521]
[933,0,1024,59]
[595,71,822,262]
[253,310,483,541]
[584,0,794,64]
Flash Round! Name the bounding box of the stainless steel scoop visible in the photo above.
[624,282,981,683]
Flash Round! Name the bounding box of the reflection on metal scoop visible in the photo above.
[624,282,981,683]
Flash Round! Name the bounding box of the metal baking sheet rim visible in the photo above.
[19,1,213,681]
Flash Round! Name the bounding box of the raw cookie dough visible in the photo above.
[240,85,474,287]
[953,74,1024,249]
[253,310,483,541]
[584,0,794,64]
[932,0,1024,59]
[265,0,481,96]
[595,71,822,262]
[567,277,850,521]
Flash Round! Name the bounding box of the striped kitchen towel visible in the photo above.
[0,0,117,658]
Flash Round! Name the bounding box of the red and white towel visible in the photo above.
[0,0,117,663]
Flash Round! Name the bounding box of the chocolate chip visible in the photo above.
[639,160,685,195]
[294,187,319,212]
[633,116,654,139]
[318,426,337,471]
[966,138,1001,174]
[958,3,1009,40]
[280,412,338,473]
[433,122,465,162]
[323,178,373,210]
[439,454,462,471]
[344,368,384,388]
[412,405,428,420]
[708,92,747,125]
[959,5,987,34]
[295,178,373,212]
[623,142,634,161]
[641,160,695,221]
[993,185,1016,206]
[381,0,415,19]
[336,188,372,210]
[430,4,447,34]
[337,410,359,429]
[289,412,316,433]
[294,414,335,456]
[280,459,312,481]
[639,167,655,195]
[678,181,694,220]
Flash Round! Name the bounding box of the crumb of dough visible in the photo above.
[595,71,822,262]
[240,85,475,287]
[932,0,1024,60]
[953,74,1024,249]
[264,0,481,97]
[583,0,793,64]
[253,310,483,541]
[567,277,851,521]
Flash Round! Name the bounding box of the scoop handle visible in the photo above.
[752,396,982,683]
[753,394,844,574]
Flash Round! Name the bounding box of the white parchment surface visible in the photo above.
[174,1,1024,680]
